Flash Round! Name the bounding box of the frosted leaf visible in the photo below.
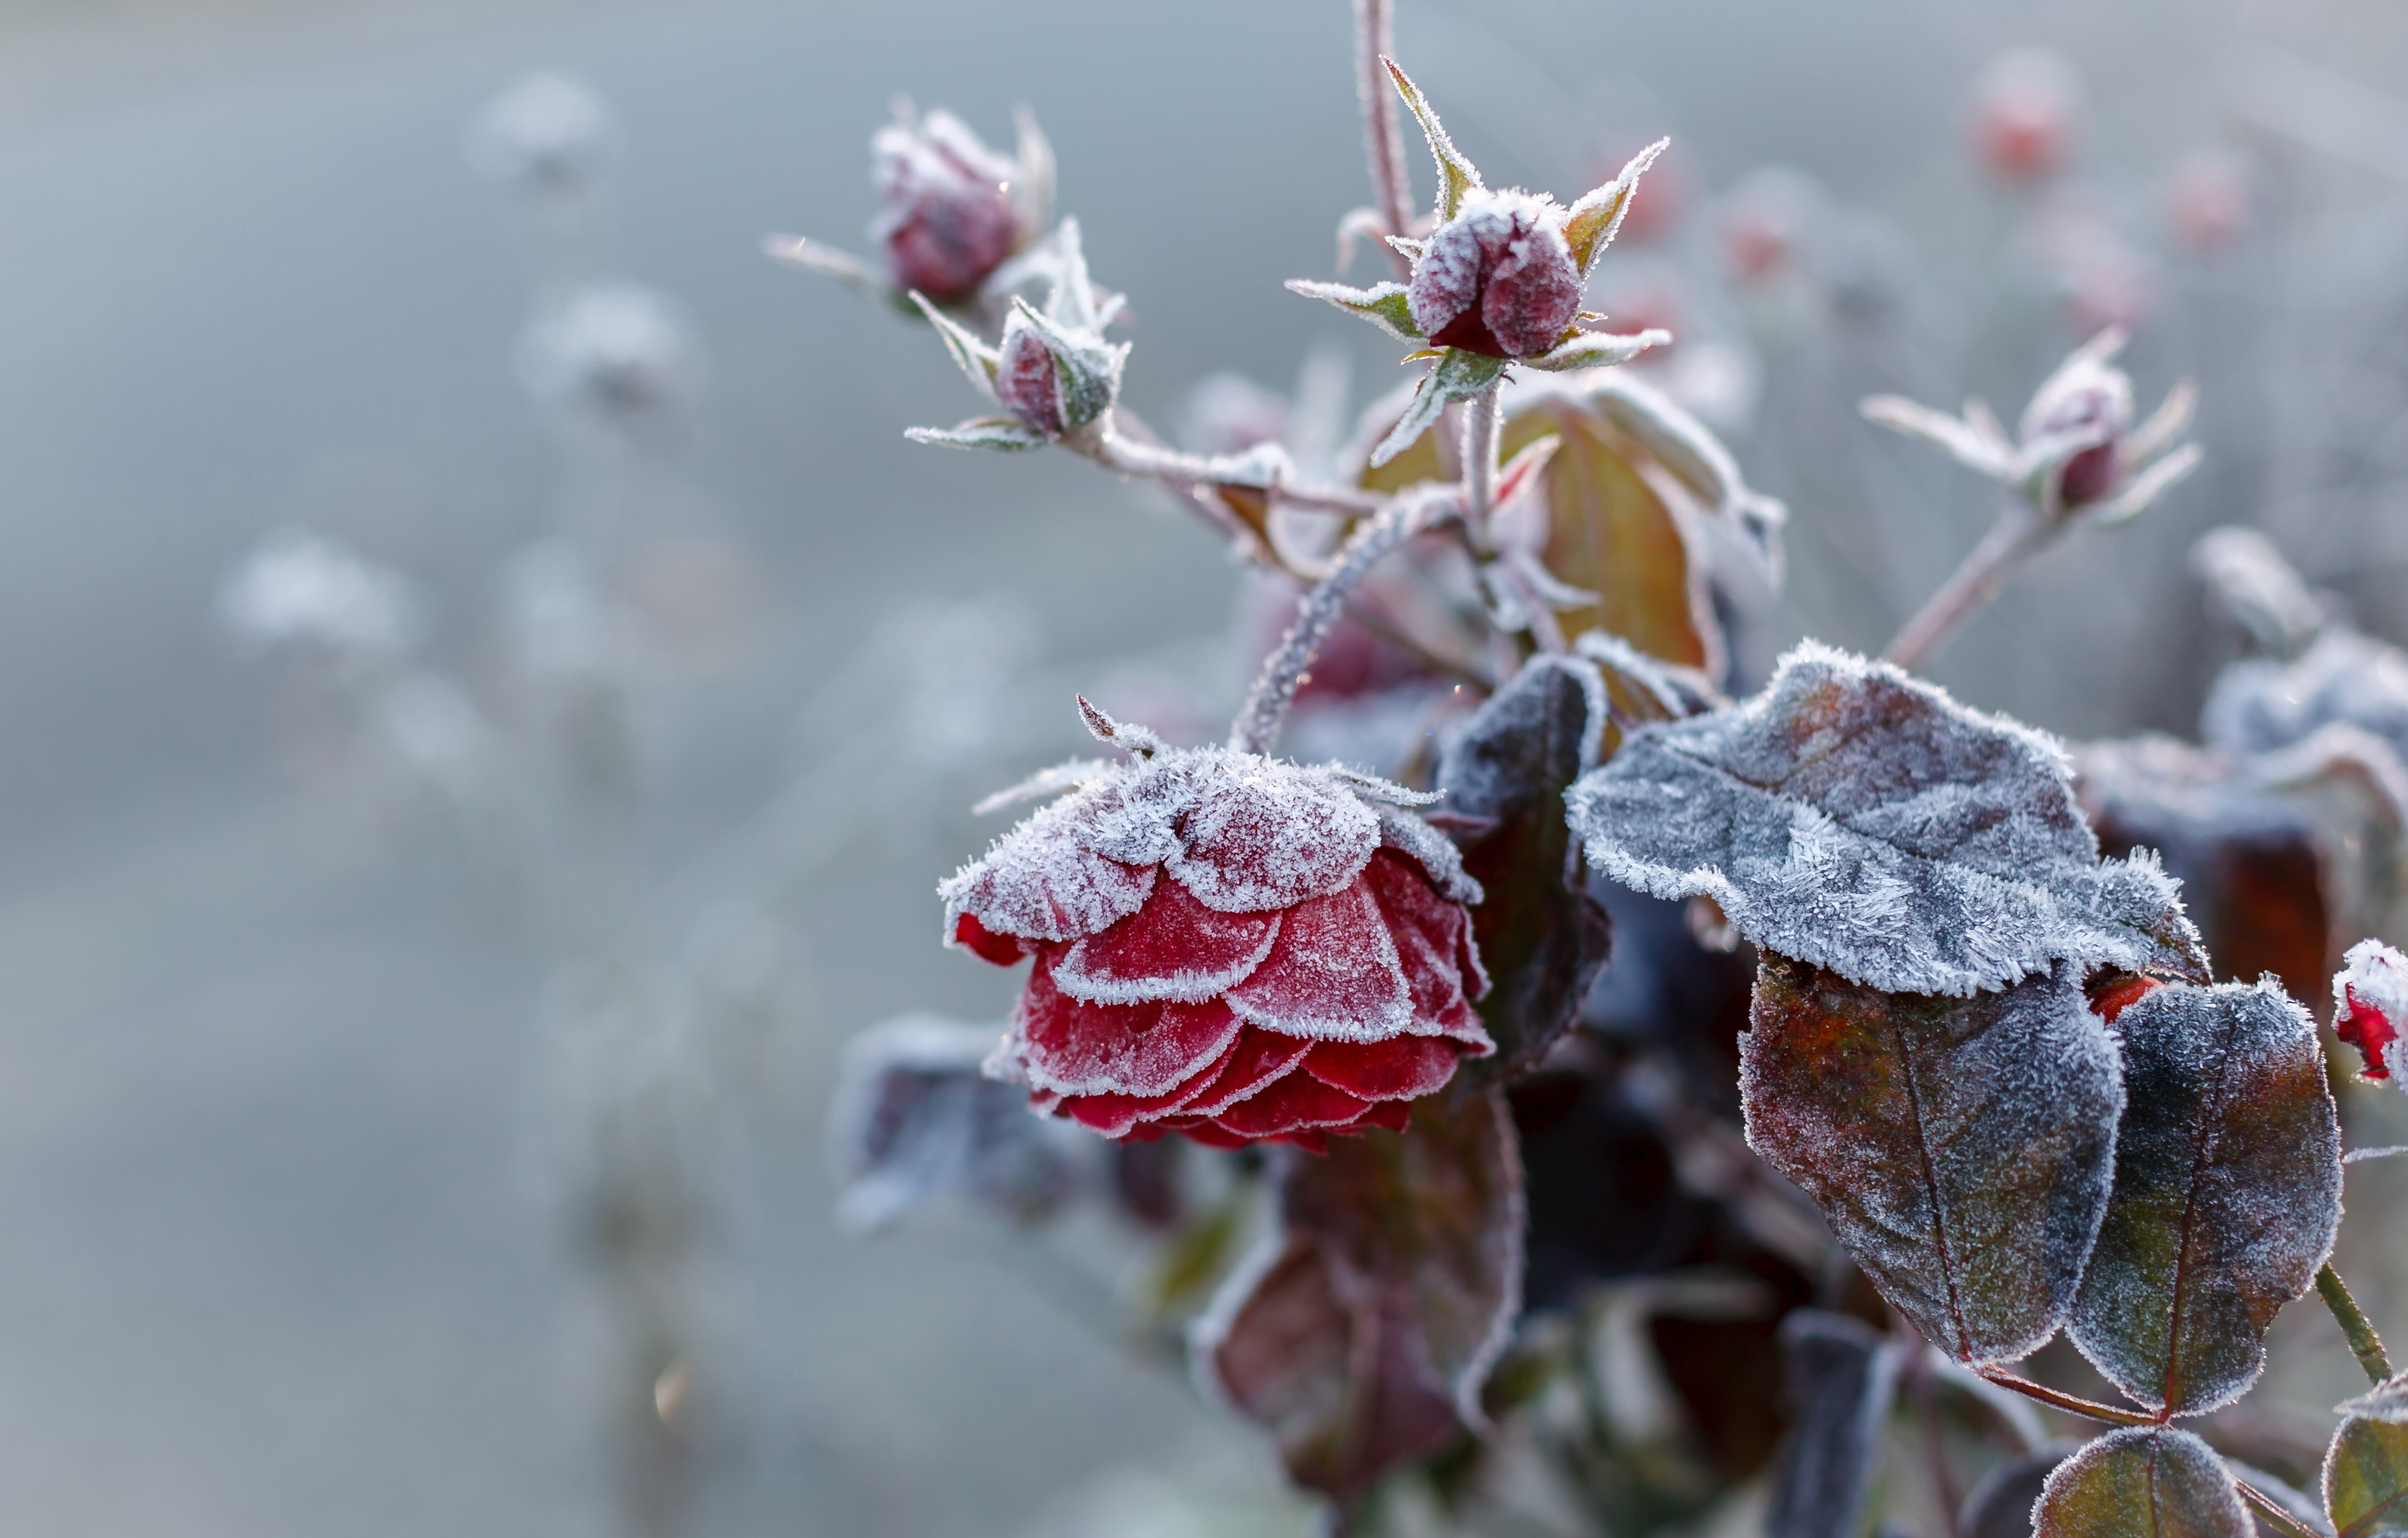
[2323,1413,2408,1538]
[2069,981,2341,1417]
[1564,139,1667,276]
[827,1014,1087,1231]
[1570,642,2209,996]
[1285,279,1424,343]
[905,416,1049,451]
[1382,58,1483,223]
[1765,1311,1903,1538]
[468,71,612,199]
[1194,1085,1523,1495]
[2034,1427,2250,1538]
[2205,628,2408,770]
[517,282,703,424]
[1745,959,2124,1364]
[2335,939,2408,1087]
[219,529,420,656]
[2191,527,2324,658]
[1523,327,1671,373]
[1371,347,1508,468]
[1436,656,1615,1077]
[2338,1375,2408,1423]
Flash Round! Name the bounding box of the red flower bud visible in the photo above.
[1971,50,2079,186]
[995,318,1065,436]
[2022,349,2133,508]
[872,110,1021,306]
[945,742,1493,1150]
[2336,940,2408,1084]
[1408,190,1582,359]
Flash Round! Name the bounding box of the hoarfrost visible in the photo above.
[2205,626,2408,772]
[2335,938,2408,1086]
[1568,642,2208,996]
[2033,1427,2250,1538]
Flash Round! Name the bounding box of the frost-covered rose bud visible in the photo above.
[872,109,1023,306]
[2020,343,2134,506]
[944,702,1493,1151]
[1408,189,1583,359]
[2335,939,2408,1085]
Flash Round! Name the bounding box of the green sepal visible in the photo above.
[910,291,1002,399]
[1522,327,1672,373]
[1563,139,1668,277]
[905,416,1050,451]
[1384,58,1483,222]
[1369,348,1508,468]
[1285,279,1424,343]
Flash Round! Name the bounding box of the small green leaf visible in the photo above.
[1522,327,1673,373]
[2326,1415,2408,1537]
[909,291,1001,398]
[1436,656,1614,1079]
[1368,348,1507,468]
[904,416,1049,451]
[2034,1427,2252,1537]
[2068,980,2341,1417]
[1743,959,2123,1364]
[1383,58,1483,221]
[1564,139,1668,276]
[1195,1087,1524,1496]
[1285,278,1426,343]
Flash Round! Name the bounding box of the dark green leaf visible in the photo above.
[2035,1427,2252,1537]
[2326,1416,2408,1537]
[1195,1087,1524,1495]
[1766,1309,1902,1538]
[1438,656,1614,1078]
[1743,958,2122,1364]
[2069,981,2340,1416]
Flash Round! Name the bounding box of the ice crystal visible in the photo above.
[1568,642,2208,995]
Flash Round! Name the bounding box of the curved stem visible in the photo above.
[1230,492,1440,754]
[1355,0,1414,279]
[2319,1262,2393,1385]
[1973,1367,2153,1427]
[1882,503,2054,672]
[1461,382,1503,545]
[1079,421,1385,516]
[2236,1479,2322,1538]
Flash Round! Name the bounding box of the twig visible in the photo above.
[2235,1477,2324,1538]
[1355,0,1414,278]
[1973,1367,2153,1427]
[2318,1262,2393,1385]
[1079,419,1385,516]
[1230,491,1445,754]
[1883,504,2051,672]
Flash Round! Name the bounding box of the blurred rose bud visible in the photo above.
[2022,345,2134,506]
[469,71,614,202]
[2165,150,2252,254]
[871,108,1025,305]
[1971,49,2079,186]
[518,282,704,427]
[1407,188,1583,358]
[1719,167,1821,286]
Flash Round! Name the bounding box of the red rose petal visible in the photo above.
[1180,1028,1315,1116]
[1051,1032,1247,1138]
[2340,984,2399,1082]
[1053,878,1282,1004]
[953,912,1031,967]
[1302,1035,1462,1100]
[944,796,1158,943]
[1212,1071,1375,1137]
[1279,1128,1332,1154]
[1361,851,1495,1049]
[1222,877,1413,1039]
[1165,755,1379,912]
[1017,953,1243,1097]
[1353,1098,1412,1134]
[1181,1121,1253,1150]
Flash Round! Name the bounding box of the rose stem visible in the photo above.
[2317,1262,2393,1386]
[1882,502,2051,672]
[1355,0,1414,278]
[1460,380,1503,545]
[1973,1368,2153,1427]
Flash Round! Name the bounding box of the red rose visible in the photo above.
[872,109,1023,306]
[2335,939,2408,1085]
[1406,188,1583,360]
[944,711,1493,1151]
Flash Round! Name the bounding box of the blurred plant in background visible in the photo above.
[211,5,2408,1537]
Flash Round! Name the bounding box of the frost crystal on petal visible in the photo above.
[1163,754,1381,913]
[941,786,1157,944]
[1567,641,2208,995]
[2336,939,2408,1087]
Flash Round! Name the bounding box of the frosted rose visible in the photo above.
[1407,188,1583,359]
[2021,344,2134,507]
[944,722,1493,1151]
[872,109,1022,305]
[2336,939,2408,1085]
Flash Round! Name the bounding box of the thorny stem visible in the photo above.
[1461,381,1503,545]
[1883,503,2053,672]
[2236,1479,2323,1538]
[1355,0,1414,279]
[2317,1262,2393,1385]
[1230,491,1442,755]
[1079,419,1385,516]
[1973,1368,2153,1428]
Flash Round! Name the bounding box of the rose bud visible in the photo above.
[1408,188,1585,359]
[2335,939,2408,1085]
[872,109,1022,305]
[907,219,1129,451]
[1970,48,2079,186]
[945,700,1493,1152]
[2165,150,2252,255]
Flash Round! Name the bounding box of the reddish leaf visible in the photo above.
[1196,1087,1524,1495]
[1743,958,2122,1364]
[2069,982,2341,1417]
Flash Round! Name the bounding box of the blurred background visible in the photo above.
[5,0,2408,1532]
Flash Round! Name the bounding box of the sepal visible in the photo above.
[1563,138,1668,276]
[1285,279,1424,342]
[1383,58,1483,221]
[1368,347,1507,467]
[910,291,1002,398]
[1522,326,1672,373]
[905,415,1051,451]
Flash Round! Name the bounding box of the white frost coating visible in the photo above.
[1568,641,2208,996]
[2338,939,2408,1085]
[1369,800,1483,905]
[2337,1372,2408,1422]
[939,788,1157,943]
[2205,627,2408,770]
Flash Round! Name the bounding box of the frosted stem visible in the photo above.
[1883,503,2053,672]
[1462,381,1502,544]
[2236,1481,2322,1538]
[2317,1263,2393,1385]
[1355,0,1414,280]
[1230,493,1433,754]
[1973,1368,2153,1427]
[1081,422,1384,516]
